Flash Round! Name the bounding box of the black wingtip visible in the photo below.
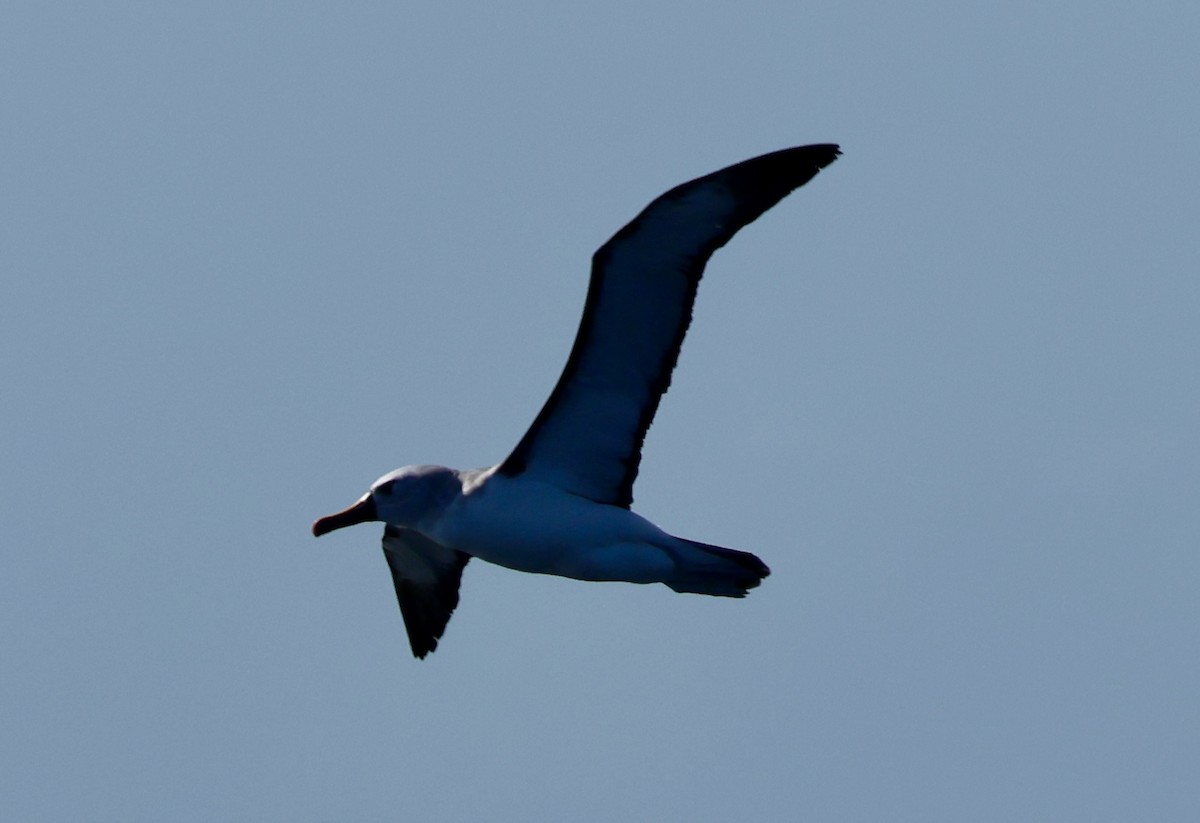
[729,142,842,189]
[382,527,471,661]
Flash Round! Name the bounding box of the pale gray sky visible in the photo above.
[3,2,1198,821]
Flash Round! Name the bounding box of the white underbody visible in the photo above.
[424,468,679,584]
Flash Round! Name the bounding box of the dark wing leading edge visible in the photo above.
[381,525,470,659]
[498,144,840,508]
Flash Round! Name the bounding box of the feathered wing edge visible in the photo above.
[499,144,841,507]
[382,525,471,658]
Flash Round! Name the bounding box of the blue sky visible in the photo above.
[3,3,1198,820]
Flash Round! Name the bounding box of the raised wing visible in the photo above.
[381,525,470,658]
[498,144,840,507]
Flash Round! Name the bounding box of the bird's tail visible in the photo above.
[664,537,770,597]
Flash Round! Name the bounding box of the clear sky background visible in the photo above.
[3,3,1198,821]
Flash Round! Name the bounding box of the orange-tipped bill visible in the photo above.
[312,496,378,537]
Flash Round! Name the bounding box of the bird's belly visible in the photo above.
[428,475,671,580]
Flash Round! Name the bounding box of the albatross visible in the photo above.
[313,143,841,658]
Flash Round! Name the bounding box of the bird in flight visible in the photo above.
[314,144,841,658]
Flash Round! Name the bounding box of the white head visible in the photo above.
[312,464,459,536]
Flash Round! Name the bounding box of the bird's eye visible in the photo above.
[375,480,395,495]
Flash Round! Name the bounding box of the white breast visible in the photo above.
[428,470,669,575]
